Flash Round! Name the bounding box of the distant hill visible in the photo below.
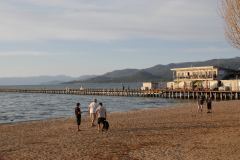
[71,57,240,83]
[80,69,142,83]
[80,70,161,83]
[144,57,240,80]
[3,57,239,85]
[104,69,140,78]
[0,75,97,86]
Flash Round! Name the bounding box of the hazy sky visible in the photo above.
[0,0,239,77]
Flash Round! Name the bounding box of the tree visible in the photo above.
[221,0,240,49]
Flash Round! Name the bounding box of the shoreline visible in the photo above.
[0,100,182,125]
[1,100,239,160]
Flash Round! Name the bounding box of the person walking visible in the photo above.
[88,98,98,127]
[95,102,107,132]
[206,96,212,113]
[75,102,81,131]
[197,95,204,112]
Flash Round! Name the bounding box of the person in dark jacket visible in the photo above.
[206,97,212,113]
[75,102,82,131]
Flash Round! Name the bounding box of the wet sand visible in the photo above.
[0,100,240,160]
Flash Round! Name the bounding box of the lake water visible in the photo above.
[0,83,181,124]
[0,82,143,90]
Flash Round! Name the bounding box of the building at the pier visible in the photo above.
[141,82,159,90]
[167,66,240,91]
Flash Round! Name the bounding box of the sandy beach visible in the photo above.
[0,100,240,160]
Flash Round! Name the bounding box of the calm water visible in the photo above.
[0,83,181,124]
[0,82,143,90]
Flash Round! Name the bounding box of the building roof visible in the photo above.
[142,82,159,84]
[170,66,216,71]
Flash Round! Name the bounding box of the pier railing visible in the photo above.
[0,88,239,100]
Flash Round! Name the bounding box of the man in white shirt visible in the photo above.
[95,102,107,132]
[88,98,98,127]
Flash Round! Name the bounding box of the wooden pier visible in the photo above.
[0,88,240,100]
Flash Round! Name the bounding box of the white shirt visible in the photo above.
[96,106,106,118]
[88,102,97,114]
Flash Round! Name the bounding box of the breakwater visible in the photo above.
[0,88,240,100]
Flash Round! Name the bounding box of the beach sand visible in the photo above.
[0,100,240,160]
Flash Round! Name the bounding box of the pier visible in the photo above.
[0,88,240,100]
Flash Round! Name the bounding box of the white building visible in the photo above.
[167,66,240,91]
[141,82,159,90]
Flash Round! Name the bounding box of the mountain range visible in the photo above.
[73,57,240,83]
[1,57,240,85]
[0,75,96,86]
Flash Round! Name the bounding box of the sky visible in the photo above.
[0,0,239,77]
